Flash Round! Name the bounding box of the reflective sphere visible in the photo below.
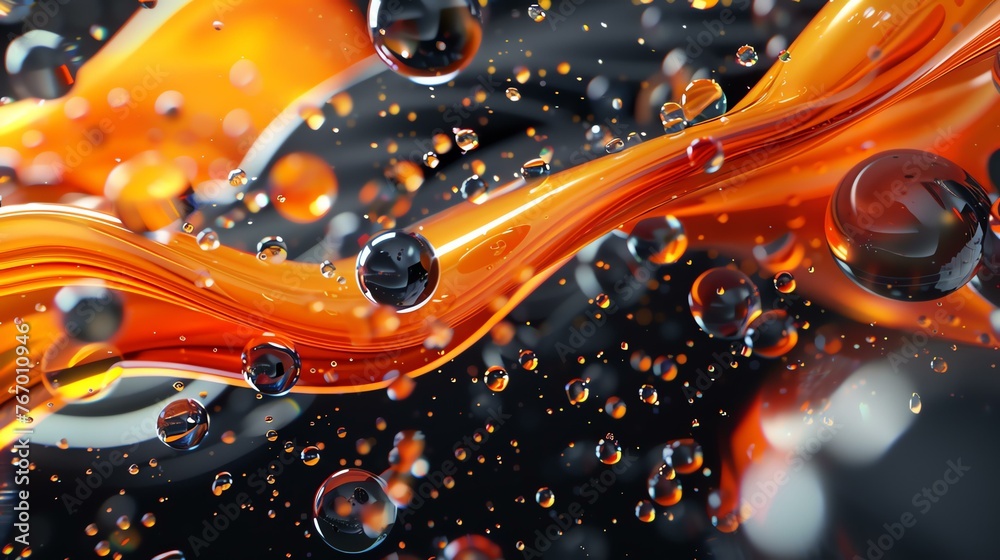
[442,535,504,560]
[241,335,301,396]
[313,468,396,554]
[368,0,483,85]
[743,309,798,358]
[662,438,703,474]
[626,215,688,265]
[156,399,210,451]
[688,268,761,339]
[6,30,79,99]
[55,285,124,343]
[357,230,440,311]
[826,150,990,301]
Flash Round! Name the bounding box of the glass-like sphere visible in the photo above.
[313,469,397,554]
[241,335,301,396]
[357,230,440,311]
[688,268,761,339]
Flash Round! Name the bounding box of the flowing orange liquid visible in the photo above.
[0,0,998,529]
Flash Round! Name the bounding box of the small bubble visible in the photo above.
[639,384,658,405]
[320,260,337,278]
[778,50,792,62]
[212,472,233,496]
[595,293,611,309]
[256,236,288,264]
[227,168,247,187]
[773,271,796,293]
[909,392,922,414]
[422,151,440,169]
[527,4,547,22]
[196,228,220,251]
[301,446,321,466]
[520,157,550,178]
[505,87,521,101]
[931,356,948,373]
[565,378,590,405]
[605,137,625,154]
[736,45,759,67]
[518,349,538,371]
[484,366,509,392]
[454,128,479,152]
[535,487,555,508]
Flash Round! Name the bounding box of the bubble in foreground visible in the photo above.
[662,438,703,474]
[565,378,590,405]
[635,500,655,522]
[256,236,288,264]
[55,285,124,343]
[442,535,504,560]
[157,399,209,451]
[518,349,538,370]
[686,136,725,173]
[825,150,990,301]
[659,102,687,134]
[313,468,396,553]
[356,230,440,311]
[211,472,233,496]
[627,215,688,265]
[241,335,301,396]
[736,45,758,67]
[596,434,622,465]
[688,268,762,339]
[680,79,726,124]
[368,0,483,86]
[773,271,796,293]
[6,30,79,99]
[268,152,337,223]
[744,309,798,358]
[484,365,509,392]
[535,487,555,508]
[0,1,34,24]
[648,464,682,506]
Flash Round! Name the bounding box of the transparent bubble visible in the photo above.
[744,309,798,358]
[54,285,124,343]
[321,260,337,278]
[909,392,922,414]
[460,174,488,200]
[301,446,321,466]
[605,396,627,419]
[518,349,538,371]
[505,87,522,101]
[256,236,288,264]
[635,500,656,522]
[156,399,210,450]
[241,335,301,396]
[773,271,796,293]
[778,49,792,62]
[442,535,504,560]
[596,434,622,465]
[689,268,761,339]
[931,356,948,373]
[680,79,726,124]
[484,365,509,392]
[627,215,688,265]
[659,101,687,134]
[605,137,625,154]
[686,136,724,173]
[736,45,758,67]
[197,228,220,251]
[368,0,483,86]
[639,384,658,405]
[654,357,678,381]
[313,468,396,553]
[565,378,590,405]
[211,472,233,496]
[662,438,703,474]
[520,158,550,178]
[527,4,546,22]
[228,168,247,187]
[648,464,682,506]
[535,487,555,508]
[266,429,278,442]
[356,230,440,311]
[6,30,80,99]
[826,150,990,301]
[454,128,480,152]
[422,152,440,169]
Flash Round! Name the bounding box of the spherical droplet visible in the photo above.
[460,174,488,200]
[686,136,725,173]
[301,445,321,466]
[639,384,658,405]
[605,137,625,154]
[368,0,482,86]
[6,30,79,99]
[211,471,233,496]
[596,434,622,465]
[627,215,688,265]
[484,365,509,392]
[778,49,792,62]
[55,285,124,343]
[659,101,687,135]
[662,438,703,474]
[744,309,798,358]
[227,168,247,187]
[635,500,656,522]
[565,378,590,405]
[268,152,337,223]
[241,335,301,396]
[605,396,627,419]
[320,260,337,278]
[680,79,726,124]
[197,228,220,251]
[265,429,278,442]
[356,230,440,311]
[527,4,547,22]
[518,349,538,371]
[505,87,521,101]
[909,392,922,414]
[689,268,762,339]
[931,356,948,373]
[825,150,990,301]
[422,151,440,169]
[312,468,396,553]
[156,398,210,450]
[442,535,504,560]
[454,128,479,152]
[256,236,288,264]
[595,293,611,309]
[648,464,682,506]
[520,157,550,178]
[535,487,555,508]
[773,271,796,293]
[736,45,759,67]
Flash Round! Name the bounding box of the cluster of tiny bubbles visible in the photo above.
[743,309,798,358]
[367,0,483,86]
[505,86,521,101]
[256,236,288,264]
[301,445,321,466]
[605,396,627,418]
[662,438,703,474]
[460,174,488,200]
[688,267,762,339]
[909,392,922,414]
[565,378,590,405]
[680,79,726,124]
[773,271,796,293]
[321,260,337,278]
[659,101,687,134]
[196,228,220,250]
[484,365,509,392]
[156,398,210,450]
[686,136,725,173]
[535,487,555,508]
[442,535,504,560]
[356,230,440,311]
[736,45,759,67]
[931,356,948,373]
[312,468,397,553]
[211,472,233,496]
[6,30,80,99]
[527,4,546,22]
[825,150,991,301]
[626,215,688,265]
[227,168,248,187]
[647,464,682,506]
[54,284,124,343]
[454,128,479,152]
[518,349,538,370]
[241,334,302,396]
[635,499,656,522]
[596,433,622,465]
[639,384,658,405]
[520,157,550,178]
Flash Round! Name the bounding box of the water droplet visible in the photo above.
[518,349,538,371]
[909,392,922,414]
[173,381,184,391]
[686,136,725,173]
[648,464,682,506]
[736,45,759,67]
[211,472,233,496]
[605,396,627,418]
[85,523,98,536]
[227,168,247,186]
[595,293,611,309]
[156,398,210,450]
[6,30,79,99]
[368,0,482,85]
[265,429,278,442]
[54,285,123,343]
[182,222,194,234]
[773,271,796,293]
[826,150,990,301]
[639,384,658,405]
[635,500,656,522]
[241,335,301,396]
[931,356,948,373]
[460,174,488,200]
[454,128,480,152]
[605,137,625,154]
[680,79,726,124]
[565,378,590,405]
[422,151,440,169]
[196,228,220,251]
[596,434,622,465]
[527,4,547,22]
[778,49,792,62]
[535,487,555,508]
[659,101,687,134]
[627,215,688,265]
[320,260,337,278]
[356,230,440,311]
[313,468,396,553]
[689,268,762,339]
[744,309,798,358]
[505,87,521,101]
[128,464,139,475]
[662,438,704,474]
[141,513,156,528]
[520,157,550,178]
[256,236,288,264]
[484,365,509,392]
[301,445,321,466]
